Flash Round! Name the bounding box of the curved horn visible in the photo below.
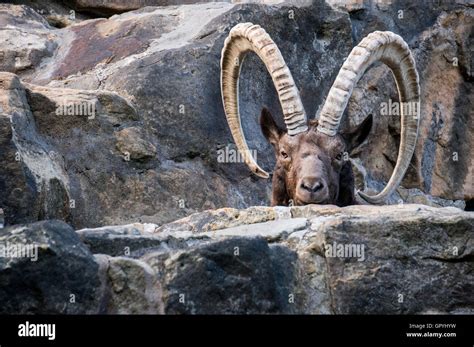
[221,22,307,179]
[317,31,420,204]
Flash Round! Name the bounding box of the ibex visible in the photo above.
[220,23,420,206]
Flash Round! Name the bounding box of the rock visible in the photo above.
[24,82,140,129]
[351,158,467,208]
[0,0,473,316]
[413,10,474,200]
[155,206,279,234]
[333,4,474,201]
[0,72,75,226]
[3,1,351,228]
[200,218,308,242]
[61,0,293,17]
[0,220,164,314]
[0,71,144,227]
[158,237,300,314]
[0,1,472,228]
[77,223,165,256]
[0,110,42,225]
[301,204,474,314]
[0,205,472,314]
[6,0,92,27]
[397,187,466,209]
[0,220,103,314]
[96,255,163,314]
[0,209,4,228]
[115,127,157,161]
[80,205,474,313]
[63,0,180,16]
[0,5,58,77]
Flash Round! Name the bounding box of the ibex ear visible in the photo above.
[342,114,373,152]
[260,107,283,151]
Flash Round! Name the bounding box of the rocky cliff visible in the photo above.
[1,204,472,314]
[0,0,473,314]
[0,0,472,229]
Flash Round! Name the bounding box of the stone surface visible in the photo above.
[155,206,279,234]
[30,204,465,314]
[0,205,472,314]
[0,4,58,77]
[77,223,163,256]
[96,255,164,314]
[333,3,474,201]
[1,1,472,229]
[0,71,142,226]
[157,237,301,314]
[64,0,206,16]
[0,220,102,314]
[61,0,296,16]
[115,127,157,161]
[0,1,473,315]
[0,220,164,314]
[0,110,43,225]
[302,205,474,314]
[200,218,308,241]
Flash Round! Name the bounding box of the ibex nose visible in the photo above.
[300,178,324,193]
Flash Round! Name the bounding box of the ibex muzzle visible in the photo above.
[221,23,420,206]
[259,107,372,206]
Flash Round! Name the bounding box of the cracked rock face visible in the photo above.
[0,0,472,315]
[0,204,472,314]
[0,1,472,229]
[0,220,102,314]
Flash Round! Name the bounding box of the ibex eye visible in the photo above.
[335,152,343,161]
[281,151,288,159]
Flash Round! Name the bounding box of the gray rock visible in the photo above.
[160,237,300,314]
[0,71,143,227]
[334,4,474,201]
[152,204,474,314]
[1,1,472,230]
[0,110,42,226]
[63,0,211,16]
[77,222,213,256]
[77,224,164,256]
[80,204,474,314]
[155,206,279,234]
[0,4,58,77]
[115,127,157,162]
[0,204,472,314]
[296,204,474,314]
[95,255,164,314]
[2,1,353,228]
[0,220,103,314]
[0,0,473,315]
[200,218,308,241]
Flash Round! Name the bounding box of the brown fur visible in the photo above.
[260,107,372,206]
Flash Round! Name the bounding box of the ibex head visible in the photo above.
[220,23,420,206]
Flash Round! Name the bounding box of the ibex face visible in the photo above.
[260,108,372,206]
[221,23,420,206]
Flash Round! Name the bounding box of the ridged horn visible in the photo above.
[317,31,420,204]
[221,22,308,179]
